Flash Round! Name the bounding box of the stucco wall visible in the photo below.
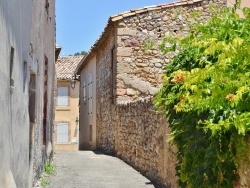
[30,0,56,185]
[54,81,79,151]
[0,1,32,187]
[79,55,97,150]
[0,0,55,187]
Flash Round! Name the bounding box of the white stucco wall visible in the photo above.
[30,0,56,184]
[0,1,32,187]
[79,55,97,150]
[0,0,55,187]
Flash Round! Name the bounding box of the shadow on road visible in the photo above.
[91,150,168,188]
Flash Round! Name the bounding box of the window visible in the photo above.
[57,87,68,107]
[45,0,49,16]
[23,61,27,92]
[89,125,92,141]
[56,123,69,143]
[43,56,48,145]
[10,47,14,89]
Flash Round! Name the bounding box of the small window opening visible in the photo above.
[173,29,179,34]
[23,61,28,92]
[45,0,49,16]
[10,47,15,89]
[89,125,92,141]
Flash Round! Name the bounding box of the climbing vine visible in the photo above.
[155,2,250,187]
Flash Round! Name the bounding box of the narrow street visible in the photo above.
[47,151,155,188]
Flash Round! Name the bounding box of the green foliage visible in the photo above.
[40,160,56,187]
[40,176,50,187]
[155,3,250,187]
[143,38,154,51]
[44,160,56,175]
[74,50,87,56]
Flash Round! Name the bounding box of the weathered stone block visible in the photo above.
[117,28,137,36]
[132,69,142,74]
[124,38,140,47]
[135,62,148,67]
[126,88,138,96]
[117,63,131,73]
[118,22,126,28]
[117,88,127,96]
[155,63,163,68]
[123,57,135,63]
[117,47,133,56]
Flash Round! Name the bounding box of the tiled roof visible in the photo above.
[56,55,84,80]
[75,0,204,74]
[110,0,202,21]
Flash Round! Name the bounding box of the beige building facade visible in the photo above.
[55,56,84,151]
[0,0,56,187]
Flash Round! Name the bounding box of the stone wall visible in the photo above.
[114,98,177,187]
[96,26,117,152]
[96,93,177,187]
[116,0,226,103]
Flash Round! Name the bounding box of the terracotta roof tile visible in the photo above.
[146,6,162,11]
[111,15,124,21]
[56,55,84,80]
[121,12,136,18]
[135,9,148,14]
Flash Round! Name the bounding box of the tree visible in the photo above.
[74,51,87,56]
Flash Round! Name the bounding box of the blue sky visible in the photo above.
[56,0,173,56]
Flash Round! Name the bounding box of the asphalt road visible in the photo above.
[47,151,155,188]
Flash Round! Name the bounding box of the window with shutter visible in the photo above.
[57,87,68,107]
[56,123,69,143]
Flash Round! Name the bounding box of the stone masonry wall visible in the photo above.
[113,98,177,187]
[96,26,117,152]
[116,0,226,103]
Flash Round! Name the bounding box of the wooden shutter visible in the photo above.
[57,123,69,143]
[57,87,68,107]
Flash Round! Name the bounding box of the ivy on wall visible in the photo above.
[155,2,250,187]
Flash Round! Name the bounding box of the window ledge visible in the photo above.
[55,143,71,145]
[56,107,70,111]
